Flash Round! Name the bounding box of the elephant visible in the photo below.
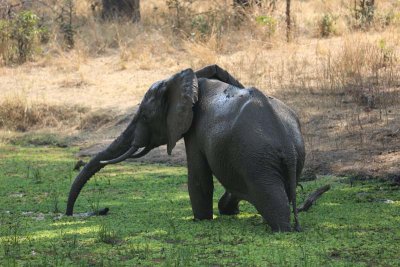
[66,65,305,232]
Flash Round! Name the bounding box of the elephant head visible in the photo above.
[66,69,198,215]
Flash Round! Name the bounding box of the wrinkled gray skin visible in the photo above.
[66,65,305,232]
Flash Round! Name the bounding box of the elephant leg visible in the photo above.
[218,191,240,215]
[187,157,214,220]
[185,141,214,220]
[250,178,291,232]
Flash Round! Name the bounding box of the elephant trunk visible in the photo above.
[66,154,106,215]
[66,119,137,216]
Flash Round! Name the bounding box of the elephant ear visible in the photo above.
[165,68,198,155]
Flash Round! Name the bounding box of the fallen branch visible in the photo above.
[297,184,331,212]
[84,207,109,216]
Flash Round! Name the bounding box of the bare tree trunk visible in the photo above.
[355,0,375,26]
[286,0,291,42]
[270,0,277,11]
[364,0,375,23]
[102,0,140,23]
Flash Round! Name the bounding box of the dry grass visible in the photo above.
[78,109,117,131]
[0,94,88,131]
[0,93,118,135]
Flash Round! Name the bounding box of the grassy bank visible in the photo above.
[0,145,399,266]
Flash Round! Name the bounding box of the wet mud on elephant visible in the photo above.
[66,65,306,232]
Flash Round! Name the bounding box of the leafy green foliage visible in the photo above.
[12,11,40,63]
[255,15,277,37]
[165,0,232,44]
[319,13,337,37]
[0,11,44,64]
[0,146,399,266]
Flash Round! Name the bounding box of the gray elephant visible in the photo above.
[66,65,305,232]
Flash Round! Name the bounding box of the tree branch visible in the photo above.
[297,184,331,212]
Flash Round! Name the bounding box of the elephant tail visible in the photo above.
[289,161,301,232]
[285,146,301,232]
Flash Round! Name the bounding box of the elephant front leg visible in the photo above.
[186,149,214,220]
[218,191,240,215]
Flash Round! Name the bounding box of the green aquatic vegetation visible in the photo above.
[0,145,399,266]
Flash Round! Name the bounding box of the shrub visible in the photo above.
[354,0,375,28]
[0,20,13,64]
[191,14,211,38]
[58,0,75,49]
[166,0,194,30]
[319,13,337,37]
[165,0,234,44]
[255,15,277,37]
[379,11,400,28]
[0,11,43,64]
[12,11,41,62]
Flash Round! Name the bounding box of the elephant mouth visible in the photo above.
[100,145,151,165]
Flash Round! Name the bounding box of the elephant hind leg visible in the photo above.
[250,179,291,232]
[218,191,240,215]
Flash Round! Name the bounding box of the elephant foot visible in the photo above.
[218,191,240,216]
[219,208,239,216]
[270,223,292,232]
[193,215,213,221]
[294,224,302,232]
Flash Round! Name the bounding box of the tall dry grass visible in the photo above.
[2,0,400,68]
[0,94,88,131]
[0,94,117,132]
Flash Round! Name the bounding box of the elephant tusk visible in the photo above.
[100,145,139,165]
[129,146,152,158]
